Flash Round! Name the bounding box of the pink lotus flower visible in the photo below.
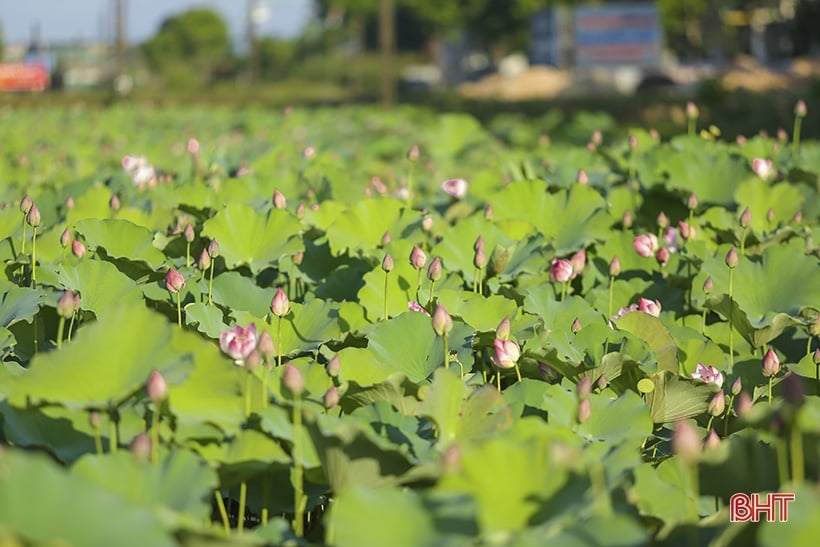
[219,324,259,364]
[576,170,589,185]
[662,227,679,253]
[638,297,661,317]
[408,301,431,316]
[762,348,781,377]
[751,158,774,180]
[633,234,659,258]
[132,165,157,189]
[492,338,520,369]
[550,258,573,283]
[303,146,316,159]
[441,178,468,199]
[187,138,200,155]
[370,176,387,195]
[691,363,724,388]
[165,269,185,293]
[270,287,291,317]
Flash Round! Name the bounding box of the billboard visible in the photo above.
[573,4,662,67]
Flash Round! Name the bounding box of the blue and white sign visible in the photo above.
[573,4,662,67]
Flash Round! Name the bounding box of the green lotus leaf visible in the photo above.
[704,294,801,349]
[577,390,651,444]
[41,258,143,317]
[0,327,15,360]
[615,311,679,374]
[351,400,435,461]
[0,207,21,249]
[427,113,487,160]
[71,450,218,523]
[435,289,518,332]
[644,371,717,423]
[66,185,117,226]
[0,449,176,547]
[490,181,612,254]
[342,373,419,415]
[522,513,649,547]
[733,179,805,234]
[0,402,96,463]
[632,458,698,524]
[6,304,193,410]
[325,198,405,257]
[74,218,166,269]
[333,347,396,388]
[192,429,290,486]
[211,271,276,317]
[0,280,45,328]
[759,485,820,547]
[415,368,469,445]
[356,239,422,322]
[430,214,511,282]
[184,302,228,338]
[248,299,342,357]
[201,204,304,273]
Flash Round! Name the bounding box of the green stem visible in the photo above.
[108,413,118,453]
[415,269,422,301]
[790,423,804,486]
[31,227,37,287]
[514,362,522,383]
[56,317,65,350]
[496,372,501,391]
[776,438,789,487]
[214,491,231,534]
[186,241,191,269]
[151,413,160,464]
[238,481,247,533]
[793,117,802,156]
[443,333,449,373]
[688,118,696,137]
[608,275,614,318]
[473,268,478,294]
[428,280,435,307]
[383,271,389,321]
[277,317,283,368]
[728,268,734,367]
[768,375,774,405]
[262,366,269,408]
[244,370,252,418]
[292,393,305,537]
[20,217,26,256]
[176,291,182,327]
[701,308,707,337]
[67,311,76,343]
[208,261,215,305]
[706,415,715,433]
[92,425,103,455]
[740,227,746,257]
[724,395,735,437]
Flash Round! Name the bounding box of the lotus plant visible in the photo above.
[381,252,393,320]
[207,238,219,304]
[19,194,32,256]
[726,247,739,364]
[608,256,620,317]
[793,99,806,155]
[55,290,75,350]
[427,256,442,305]
[432,304,456,376]
[146,369,167,464]
[26,203,40,286]
[550,258,573,301]
[691,363,724,388]
[633,233,659,258]
[410,245,427,300]
[441,178,468,200]
[473,236,486,294]
[762,348,781,404]
[283,364,307,537]
[165,269,185,326]
[271,288,290,368]
[492,337,521,387]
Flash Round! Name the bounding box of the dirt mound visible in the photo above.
[720,56,791,91]
[459,66,572,101]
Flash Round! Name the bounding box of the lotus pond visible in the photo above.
[0,103,819,546]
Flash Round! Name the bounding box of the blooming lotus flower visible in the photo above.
[270,287,291,317]
[638,297,661,317]
[492,338,520,369]
[751,158,774,180]
[550,258,573,283]
[633,234,659,258]
[441,178,468,199]
[187,138,200,155]
[691,363,724,388]
[165,269,185,293]
[408,301,431,316]
[219,324,259,363]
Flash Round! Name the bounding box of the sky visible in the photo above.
[0,0,314,46]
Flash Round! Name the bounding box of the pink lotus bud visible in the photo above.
[736,392,753,417]
[407,144,420,161]
[762,348,781,377]
[678,221,694,241]
[633,234,659,258]
[577,398,591,424]
[408,300,431,316]
[672,420,701,463]
[725,247,738,269]
[751,158,774,180]
[182,223,194,243]
[782,373,805,407]
[245,349,261,371]
[686,101,699,119]
[295,202,305,218]
[795,99,807,118]
[766,208,775,223]
[324,386,340,408]
[473,236,485,254]
[793,210,803,223]
[303,146,316,159]
[198,248,211,270]
[638,297,661,317]
[258,331,275,361]
[708,390,725,416]
[283,364,304,394]
[65,196,75,210]
[496,316,511,341]
[219,324,259,363]
[187,137,200,155]
[655,247,670,266]
[380,231,391,246]
[473,246,487,269]
[591,129,603,145]
[777,128,788,143]
[20,194,33,214]
[492,338,520,369]
[60,228,71,248]
[657,211,669,229]
[381,253,394,273]
[691,363,724,388]
[109,194,120,211]
[550,258,573,283]
[432,304,453,336]
[272,189,287,209]
[427,256,442,282]
[326,354,341,377]
[571,317,582,334]
[736,134,747,146]
[622,210,633,229]
[570,249,586,277]
[628,134,638,150]
[270,287,291,317]
[687,193,698,210]
[731,377,742,396]
[421,215,433,232]
[739,207,752,228]
[147,369,168,403]
[130,433,152,461]
[441,178,468,199]
[72,240,87,258]
[207,239,220,258]
[704,429,720,450]
[703,276,714,294]
[577,375,592,398]
[89,410,101,429]
[57,290,75,318]
[165,269,185,294]
[370,176,387,195]
[484,205,493,219]
[609,256,621,277]
[410,245,427,270]
[26,204,41,227]
[576,170,589,185]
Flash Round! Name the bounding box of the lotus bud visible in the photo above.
[427,257,442,282]
[686,101,699,119]
[484,205,493,219]
[407,144,420,161]
[146,369,168,403]
[109,194,120,211]
[766,208,775,223]
[381,253,394,273]
[591,129,603,145]
[130,433,152,461]
[633,234,659,258]
[270,287,291,317]
[165,269,185,294]
[294,202,305,219]
[272,189,287,209]
[492,338,520,369]
[473,246,487,269]
[678,221,694,241]
[292,251,304,265]
[549,258,573,283]
[57,290,75,318]
[577,375,592,399]
[597,375,608,390]
[703,276,714,294]
[704,429,720,450]
[609,256,621,277]
[622,210,633,228]
[687,193,698,210]
[303,146,315,159]
[496,316,511,341]
[442,444,461,473]
[245,349,261,372]
[65,196,75,210]
[257,331,275,362]
[410,245,427,270]
[323,386,340,408]
[725,247,738,269]
[577,399,591,424]
[638,297,662,317]
[731,377,742,396]
[672,420,701,463]
[187,137,200,155]
[183,223,195,243]
[421,216,433,232]
[282,364,304,394]
[207,239,220,258]
[782,373,805,407]
[19,195,33,214]
[795,99,807,118]
[198,248,211,270]
[762,348,781,377]
[432,304,453,336]
[60,228,71,248]
[26,204,41,227]
[736,134,747,145]
[89,410,101,429]
[655,247,670,266]
[736,392,753,417]
[570,249,586,276]
[380,231,391,246]
[793,210,803,223]
[571,317,582,334]
[327,354,341,377]
[657,211,669,229]
[752,158,774,180]
[708,390,725,416]
[628,134,638,150]
[739,207,752,228]
[576,169,589,185]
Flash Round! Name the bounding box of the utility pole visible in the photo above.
[379,0,396,107]
[114,0,126,77]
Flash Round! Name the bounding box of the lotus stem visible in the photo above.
[688,118,696,137]
[383,270,389,321]
[496,372,501,391]
[31,226,37,287]
[473,267,479,294]
[706,415,715,433]
[607,275,614,318]
[262,367,269,408]
[208,261,215,305]
[238,481,247,533]
[561,281,568,302]
[92,422,103,455]
[277,317,283,368]
[292,392,305,537]
[415,269,422,302]
[793,116,802,156]
[108,412,118,453]
[20,216,26,256]
[428,280,435,308]
[790,424,804,486]
[728,269,734,367]
[244,370,252,418]
[176,291,182,327]
[740,228,747,257]
[214,491,230,534]
[514,363,522,383]
[67,310,76,343]
[186,241,191,269]
[776,438,789,487]
[151,413,160,464]
[768,375,773,405]
[56,317,65,350]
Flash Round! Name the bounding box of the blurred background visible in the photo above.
[1,1,819,135]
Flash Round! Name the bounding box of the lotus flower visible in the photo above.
[633,234,659,258]
[496,316,511,340]
[550,258,573,283]
[609,256,621,277]
[432,304,453,336]
[270,287,291,317]
[283,363,305,394]
[146,370,168,403]
[751,158,774,180]
[795,99,807,118]
[691,363,724,388]
[638,297,661,317]
[187,138,200,155]
[570,249,586,277]
[164,269,185,293]
[708,390,725,416]
[686,101,699,119]
[219,324,259,363]
[410,245,427,270]
[272,189,287,209]
[762,348,781,377]
[26,204,41,227]
[492,338,520,369]
[662,227,679,252]
[441,178,468,199]
[71,239,86,258]
[408,301,431,316]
